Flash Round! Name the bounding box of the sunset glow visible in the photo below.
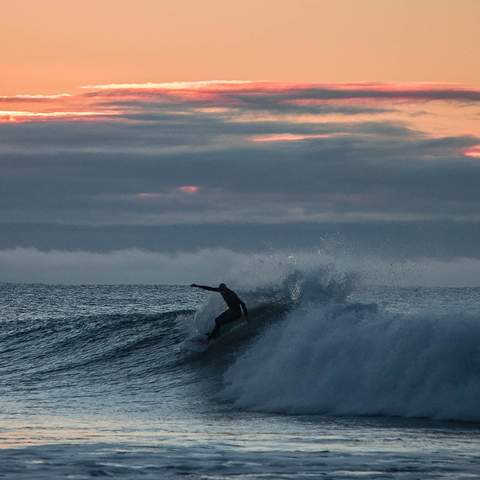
[3,1,480,96]
[3,3,480,478]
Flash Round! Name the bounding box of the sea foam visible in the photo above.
[221,278,480,422]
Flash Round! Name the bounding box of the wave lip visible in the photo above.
[221,302,480,423]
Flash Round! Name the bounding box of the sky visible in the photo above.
[1,0,480,285]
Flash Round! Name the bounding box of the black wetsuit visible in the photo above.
[191,284,248,340]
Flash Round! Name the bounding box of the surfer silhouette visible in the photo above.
[190,283,249,341]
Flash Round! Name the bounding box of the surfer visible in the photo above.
[190,283,249,341]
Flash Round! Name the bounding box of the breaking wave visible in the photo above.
[221,294,480,422]
[2,262,480,423]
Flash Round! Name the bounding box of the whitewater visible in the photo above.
[1,264,480,478]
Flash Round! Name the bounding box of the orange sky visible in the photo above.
[2,0,480,95]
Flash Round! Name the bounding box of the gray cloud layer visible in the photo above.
[1,125,478,223]
[1,82,479,284]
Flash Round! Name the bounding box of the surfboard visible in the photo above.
[182,315,248,353]
[183,334,209,353]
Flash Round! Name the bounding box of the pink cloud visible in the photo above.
[3,80,480,127]
[82,80,480,103]
[251,133,339,143]
[0,110,119,123]
[0,93,72,102]
[178,185,200,193]
[463,146,480,158]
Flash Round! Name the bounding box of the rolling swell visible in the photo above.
[0,309,195,388]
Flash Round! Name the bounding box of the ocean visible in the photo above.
[1,269,480,479]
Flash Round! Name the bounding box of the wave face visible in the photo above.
[0,310,193,393]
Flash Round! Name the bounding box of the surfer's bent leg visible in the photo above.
[208,309,241,341]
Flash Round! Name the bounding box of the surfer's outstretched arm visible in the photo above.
[240,300,249,321]
[190,284,220,292]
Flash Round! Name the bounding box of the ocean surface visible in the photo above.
[1,269,480,479]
